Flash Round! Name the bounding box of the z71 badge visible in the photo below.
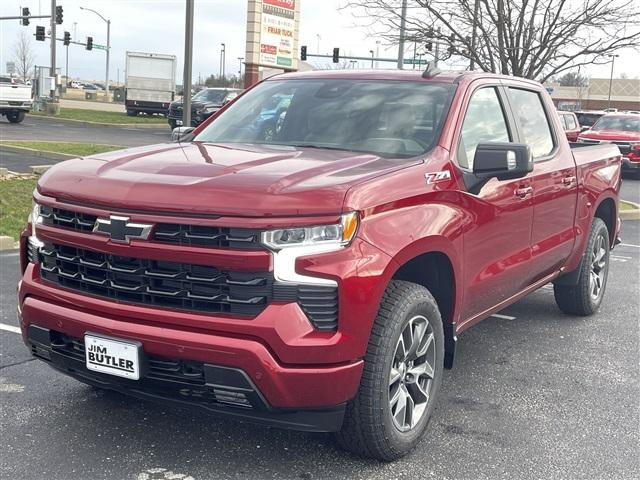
[425,171,452,184]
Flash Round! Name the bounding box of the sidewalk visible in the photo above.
[60,98,125,113]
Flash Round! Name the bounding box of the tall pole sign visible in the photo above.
[244,0,300,88]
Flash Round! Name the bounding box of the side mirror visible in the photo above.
[171,126,195,143]
[463,142,533,194]
[473,142,533,181]
[580,126,590,132]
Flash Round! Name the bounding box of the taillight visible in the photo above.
[629,144,640,162]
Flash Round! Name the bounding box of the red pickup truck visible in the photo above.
[578,113,640,178]
[18,69,622,461]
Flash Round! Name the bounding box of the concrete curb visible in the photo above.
[620,200,640,221]
[0,144,76,161]
[30,114,167,129]
[0,236,17,251]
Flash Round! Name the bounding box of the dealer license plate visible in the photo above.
[85,334,141,380]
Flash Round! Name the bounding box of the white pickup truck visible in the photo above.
[0,75,33,124]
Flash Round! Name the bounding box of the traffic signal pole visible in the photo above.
[50,0,57,100]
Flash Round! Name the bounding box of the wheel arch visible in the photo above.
[388,247,459,369]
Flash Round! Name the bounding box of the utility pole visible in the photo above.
[434,27,440,67]
[238,57,244,77]
[470,0,479,70]
[607,54,619,109]
[369,50,374,68]
[50,0,56,100]
[183,0,194,128]
[397,0,408,69]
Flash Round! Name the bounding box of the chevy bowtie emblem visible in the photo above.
[93,215,153,244]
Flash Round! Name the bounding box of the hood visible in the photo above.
[37,142,420,217]
[171,101,218,111]
[580,129,640,142]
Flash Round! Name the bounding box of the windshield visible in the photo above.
[194,79,456,158]
[591,115,640,132]
[193,89,229,103]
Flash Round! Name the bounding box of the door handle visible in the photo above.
[515,186,533,198]
[562,176,576,186]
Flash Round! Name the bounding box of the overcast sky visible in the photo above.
[1,0,638,83]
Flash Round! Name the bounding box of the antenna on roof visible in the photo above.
[422,62,441,79]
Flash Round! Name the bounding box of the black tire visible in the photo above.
[335,280,445,461]
[7,111,26,123]
[126,109,138,117]
[554,217,610,316]
[168,120,178,130]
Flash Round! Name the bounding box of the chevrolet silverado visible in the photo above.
[18,69,622,461]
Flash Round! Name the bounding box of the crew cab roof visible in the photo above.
[265,69,544,88]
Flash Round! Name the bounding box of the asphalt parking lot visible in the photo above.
[1,216,638,480]
[0,115,170,148]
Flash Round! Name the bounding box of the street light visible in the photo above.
[238,57,244,81]
[80,6,110,102]
[220,43,226,80]
[369,50,374,68]
[607,54,620,109]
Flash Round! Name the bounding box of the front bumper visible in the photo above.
[25,323,346,432]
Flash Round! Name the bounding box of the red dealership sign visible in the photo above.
[263,0,295,10]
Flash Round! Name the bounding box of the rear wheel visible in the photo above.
[335,280,444,461]
[126,109,138,117]
[554,217,610,315]
[168,119,178,130]
[6,111,25,123]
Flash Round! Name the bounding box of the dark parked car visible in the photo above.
[575,110,605,128]
[168,88,241,129]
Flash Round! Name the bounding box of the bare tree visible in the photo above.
[13,31,36,82]
[342,0,640,82]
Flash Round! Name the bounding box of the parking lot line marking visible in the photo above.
[0,323,21,334]
[491,313,516,320]
[0,252,19,257]
[612,255,633,259]
[620,243,640,248]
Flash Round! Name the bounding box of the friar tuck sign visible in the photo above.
[245,0,300,86]
[260,0,296,68]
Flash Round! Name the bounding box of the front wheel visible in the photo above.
[554,217,610,315]
[126,109,138,117]
[335,280,444,461]
[6,111,26,123]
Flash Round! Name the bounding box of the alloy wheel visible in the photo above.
[589,232,608,300]
[389,315,436,432]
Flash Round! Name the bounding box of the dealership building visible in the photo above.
[546,78,640,111]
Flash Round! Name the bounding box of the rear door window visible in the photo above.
[508,88,555,158]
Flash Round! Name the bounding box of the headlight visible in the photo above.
[261,212,358,250]
[27,199,44,263]
[28,200,43,238]
[261,212,359,286]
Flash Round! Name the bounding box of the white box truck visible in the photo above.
[125,51,176,116]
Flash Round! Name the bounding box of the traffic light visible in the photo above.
[63,31,71,46]
[426,41,433,52]
[86,36,93,50]
[35,26,45,41]
[300,45,307,61]
[332,47,339,63]
[21,7,30,26]
[448,34,455,54]
[55,5,63,24]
